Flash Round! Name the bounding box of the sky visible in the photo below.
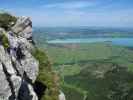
[0,0,133,27]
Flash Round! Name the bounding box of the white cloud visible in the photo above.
[42,1,96,10]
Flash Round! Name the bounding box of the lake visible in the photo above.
[47,38,133,47]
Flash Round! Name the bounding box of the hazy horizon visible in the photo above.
[0,0,133,27]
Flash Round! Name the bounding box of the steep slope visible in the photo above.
[0,13,64,100]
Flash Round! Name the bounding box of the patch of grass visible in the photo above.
[0,33,9,49]
[32,48,60,100]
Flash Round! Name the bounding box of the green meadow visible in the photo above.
[42,42,133,100]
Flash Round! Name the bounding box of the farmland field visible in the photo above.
[33,27,133,100]
[39,42,133,100]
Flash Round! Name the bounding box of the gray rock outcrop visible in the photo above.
[0,16,38,100]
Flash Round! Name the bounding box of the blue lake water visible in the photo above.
[47,38,133,47]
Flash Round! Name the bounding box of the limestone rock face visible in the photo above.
[0,16,38,100]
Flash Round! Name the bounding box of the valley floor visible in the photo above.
[39,42,133,100]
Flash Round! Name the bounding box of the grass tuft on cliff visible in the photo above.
[0,12,17,30]
[32,48,60,100]
[0,33,9,49]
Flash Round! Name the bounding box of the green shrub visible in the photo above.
[32,48,60,100]
[0,33,9,49]
[0,13,17,30]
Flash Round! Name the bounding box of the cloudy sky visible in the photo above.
[0,0,133,27]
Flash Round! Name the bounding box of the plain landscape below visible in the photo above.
[33,27,133,100]
[45,43,133,100]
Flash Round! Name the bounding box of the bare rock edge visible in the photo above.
[0,14,66,100]
[0,15,39,100]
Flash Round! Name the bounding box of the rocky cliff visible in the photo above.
[0,14,38,100]
[0,13,65,100]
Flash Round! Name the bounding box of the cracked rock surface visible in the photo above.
[0,16,39,100]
